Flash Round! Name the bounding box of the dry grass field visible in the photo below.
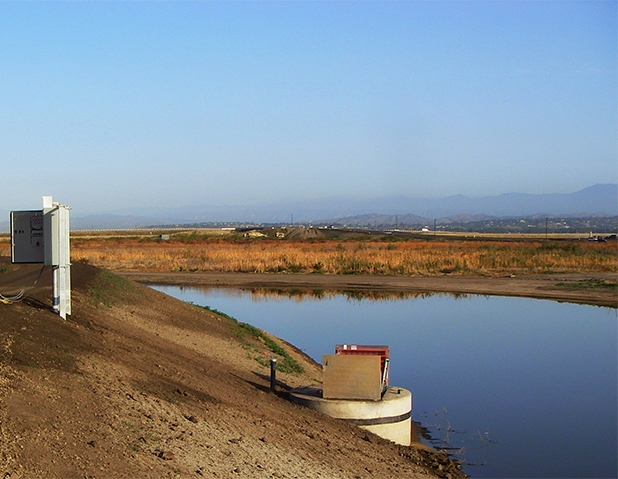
[58,234,618,277]
[1,229,615,276]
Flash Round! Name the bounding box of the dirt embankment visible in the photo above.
[0,260,466,479]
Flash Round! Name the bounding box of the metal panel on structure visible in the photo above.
[322,355,382,401]
[44,207,59,266]
[10,210,45,264]
[335,344,390,386]
[45,202,71,318]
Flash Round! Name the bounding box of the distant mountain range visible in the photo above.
[0,184,616,231]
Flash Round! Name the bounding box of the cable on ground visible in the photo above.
[0,265,46,304]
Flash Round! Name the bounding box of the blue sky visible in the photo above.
[1,1,616,215]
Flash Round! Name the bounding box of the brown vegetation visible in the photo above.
[63,236,618,276]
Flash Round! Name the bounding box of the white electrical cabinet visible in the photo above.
[10,197,71,319]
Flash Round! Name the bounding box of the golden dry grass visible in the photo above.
[59,237,618,276]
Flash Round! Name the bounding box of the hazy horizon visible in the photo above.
[1,1,616,214]
[2,183,615,229]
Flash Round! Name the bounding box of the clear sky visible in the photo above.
[1,1,616,215]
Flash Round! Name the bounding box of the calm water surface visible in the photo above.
[151,285,617,479]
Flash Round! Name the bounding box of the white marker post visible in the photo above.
[43,196,71,319]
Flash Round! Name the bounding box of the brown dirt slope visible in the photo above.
[0,259,465,479]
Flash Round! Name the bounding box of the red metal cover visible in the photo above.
[335,344,389,357]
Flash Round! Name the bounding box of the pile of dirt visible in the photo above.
[284,227,326,240]
[0,259,466,478]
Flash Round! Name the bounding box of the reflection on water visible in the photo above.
[151,284,618,479]
[170,285,474,303]
[413,414,495,467]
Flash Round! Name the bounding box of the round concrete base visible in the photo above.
[289,386,412,446]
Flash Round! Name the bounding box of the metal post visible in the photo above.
[52,266,60,313]
[270,358,277,392]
